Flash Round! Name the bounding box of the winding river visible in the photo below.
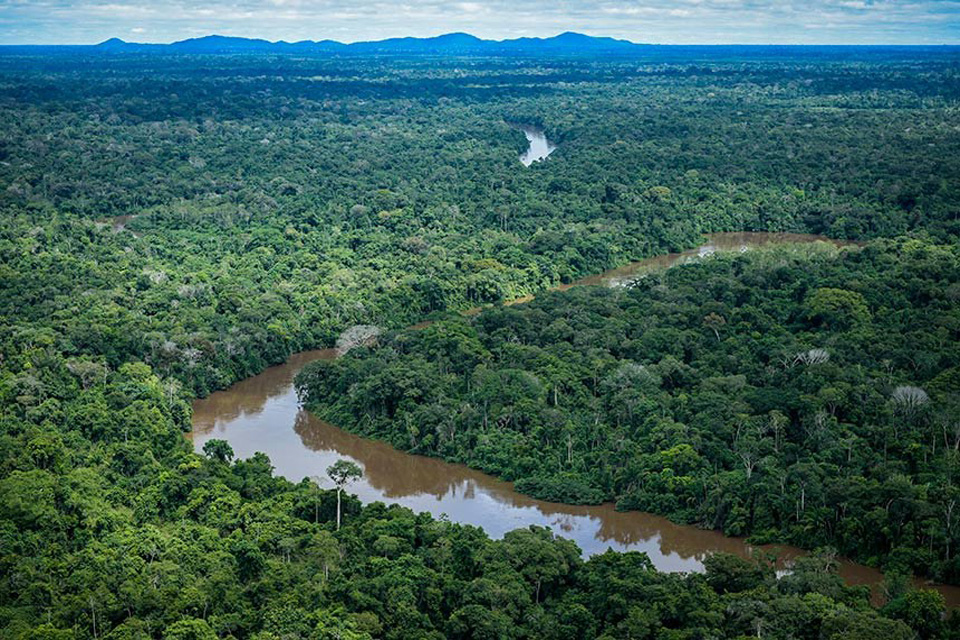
[191,232,960,606]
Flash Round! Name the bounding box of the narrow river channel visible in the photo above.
[191,232,960,606]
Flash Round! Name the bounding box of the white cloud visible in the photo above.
[1,0,958,44]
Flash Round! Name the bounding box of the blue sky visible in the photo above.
[1,0,958,45]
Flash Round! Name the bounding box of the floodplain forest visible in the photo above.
[2,44,960,639]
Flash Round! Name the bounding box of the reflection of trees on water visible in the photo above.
[192,350,335,435]
[181,230,960,602]
[291,408,774,564]
[192,374,292,433]
[190,296,829,572]
[195,234,839,436]
[550,513,578,534]
[294,410,509,502]
[572,232,842,290]
[207,395,949,598]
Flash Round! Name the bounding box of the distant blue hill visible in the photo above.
[8,36,949,61]
[92,32,645,55]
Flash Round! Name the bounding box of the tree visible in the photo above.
[493,526,580,604]
[703,312,726,342]
[882,589,946,640]
[704,553,773,593]
[162,619,217,640]
[335,325,381,355]
[18,625,76,640]
[327,459,363,530]
[821,611,914,640]
[805,287,870,329]
[202,439,234,463]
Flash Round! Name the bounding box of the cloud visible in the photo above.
[1,0,958,44]
[457,1,488,12]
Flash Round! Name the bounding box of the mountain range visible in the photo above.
[95,32,644,55]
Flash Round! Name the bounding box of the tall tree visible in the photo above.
[327,459,363,531]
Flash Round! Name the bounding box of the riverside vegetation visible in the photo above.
[298,239,960,579]
[2,45,960,639]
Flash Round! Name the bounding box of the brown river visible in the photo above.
[191,232,960,606]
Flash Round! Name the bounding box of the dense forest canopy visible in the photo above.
[298,239,960,579]
[1,46,959,639]
[3,50,959,395]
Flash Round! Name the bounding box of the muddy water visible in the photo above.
[498,231,849,307]
[567,231,849,287]
[191,233,960,605]
[193,349,782,566]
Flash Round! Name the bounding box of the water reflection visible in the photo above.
[191,233,960,606]
[190,346,899,585]
[568,232,848,289]
[195,374,730,571]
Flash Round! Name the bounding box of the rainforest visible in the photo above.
[2,43,960,639]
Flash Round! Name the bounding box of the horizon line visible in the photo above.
[1,31,959,48]
[0,30,960,47]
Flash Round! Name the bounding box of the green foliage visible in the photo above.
[327,460,363,489]
[703,553,775,594]
[162,620,217,640]
[1,48,958,639]
[300,239,960,579]
[806,287,871,329]
[884,589,949,640]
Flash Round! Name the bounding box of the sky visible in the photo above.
[1,0,959,45]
